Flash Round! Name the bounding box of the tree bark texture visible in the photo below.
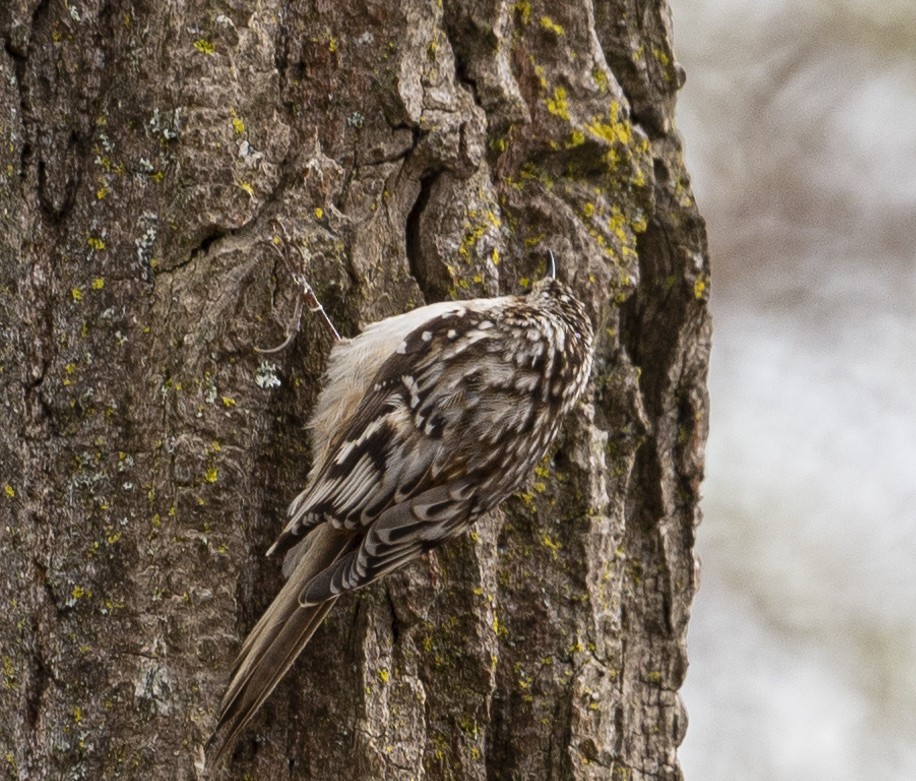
[0,1,709,779]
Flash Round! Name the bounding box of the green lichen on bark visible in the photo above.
[0,1,707,779]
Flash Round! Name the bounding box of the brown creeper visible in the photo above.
[209,260,594,760]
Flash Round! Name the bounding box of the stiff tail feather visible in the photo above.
[207,526,351,763]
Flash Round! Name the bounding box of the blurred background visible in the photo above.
[671,1,916,779]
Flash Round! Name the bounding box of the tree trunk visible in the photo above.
[0,1,709,779]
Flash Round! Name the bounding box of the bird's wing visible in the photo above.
[299,480,477,604]
[268,306,499,563]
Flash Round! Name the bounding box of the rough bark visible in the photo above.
[0,1,709,779]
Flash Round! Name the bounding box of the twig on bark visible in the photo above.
[256,221,341,353]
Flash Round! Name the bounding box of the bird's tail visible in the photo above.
[207,526,350,763]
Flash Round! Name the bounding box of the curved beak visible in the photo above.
[546,250,557,280]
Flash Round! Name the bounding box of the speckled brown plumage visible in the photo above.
[209,273,593,762]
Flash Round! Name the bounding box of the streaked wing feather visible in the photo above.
[299,483,475,604]
[268,312,492,558]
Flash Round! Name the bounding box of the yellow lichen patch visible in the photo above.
[221,396,236,407]
[87,237,106,251]
[193,39,215,55]
[539,16,565,36]
[534,459,550,478]
[652,48,670,66]
[629,167,646,188]
[541,533,563,559]
[533,63,548,90]
[2,655,15,688]
[314,207,324,220]
[694,277,708,300]
[674,178,694,208]
[455,209,500,268]
[328,36,338,53]
[608,206,627,241]
[593,68,609,94]
[585,103,632,147]
[567,129,585,147]
[204,467,219,483]
[91,278,104,290]
[491,135,508,152]
[231,116,245,135]
[238,181,254,196]
[376,668,390,684]
[71,288,83,303]
[3,484,14,499]
[513,0,531,24]
[545,87,570,121]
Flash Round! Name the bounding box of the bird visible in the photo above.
[208,254,594,761]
